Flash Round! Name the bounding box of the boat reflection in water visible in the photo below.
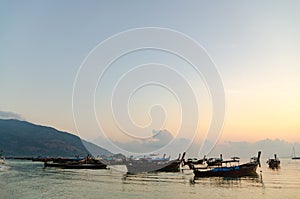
[191,173,264,188]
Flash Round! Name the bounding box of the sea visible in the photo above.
[0,159,300,199]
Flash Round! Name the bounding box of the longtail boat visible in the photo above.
[267,154,280,168]
[125,152,185,174]
[44,156,107,169]
[193,151,261,178]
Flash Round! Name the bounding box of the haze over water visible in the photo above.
[1,159,299,199]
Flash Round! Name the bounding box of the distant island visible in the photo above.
[0,119,112,157]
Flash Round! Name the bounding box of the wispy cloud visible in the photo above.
[0,111,25,121]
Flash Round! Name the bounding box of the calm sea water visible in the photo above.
[0,159,300,199]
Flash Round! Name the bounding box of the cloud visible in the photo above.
[0,111,25,120]
[113,129,174,153]
[150,129,173,145]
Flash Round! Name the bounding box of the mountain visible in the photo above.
[0,119,112,157]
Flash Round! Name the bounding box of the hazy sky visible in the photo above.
[1,1,299,150]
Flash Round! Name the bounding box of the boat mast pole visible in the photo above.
[292,146,295,158]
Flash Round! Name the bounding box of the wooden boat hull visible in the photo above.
[125,153,185,174]
[156,160,181,172]
[194,162,258,178]
[44,162,107,169]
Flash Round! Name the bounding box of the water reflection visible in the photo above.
[122,172,190,185]
[3,160,300,199]
[268,166,281,170]
[121,170,265,190]
[192,173,264,188]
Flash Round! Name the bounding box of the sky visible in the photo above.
[1,1,299,155]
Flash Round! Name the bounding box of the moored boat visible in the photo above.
[44,156,107,169]
[125,152,185,174]
[193,151,261,178]
[292,147,300,160]
[267,154,280,168]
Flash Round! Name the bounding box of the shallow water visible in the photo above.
[0,159,299,199]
